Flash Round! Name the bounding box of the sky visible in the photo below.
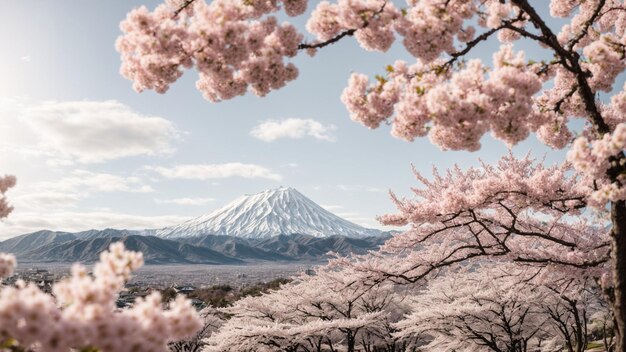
[0,1,571,238]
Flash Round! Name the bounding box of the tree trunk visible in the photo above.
[346,331,356,352]
[571,301,584,352]
[611,200,626,351]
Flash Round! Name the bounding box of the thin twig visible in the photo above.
[173,0,197,18]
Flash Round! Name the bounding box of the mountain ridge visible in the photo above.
[156,187,383,239]
[3,230,389,264]
[16,235,243,264]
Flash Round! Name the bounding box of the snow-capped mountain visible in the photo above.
[156,187,383,239]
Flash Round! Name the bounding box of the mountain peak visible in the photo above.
[249,186,295,196]
[156,187,382,239]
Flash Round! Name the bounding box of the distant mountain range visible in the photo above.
[0,187,393,264]
[0,230,389,264]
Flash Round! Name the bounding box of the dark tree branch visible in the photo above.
[514,256,608,269]
[173,0,196,18]
[568,0,607,50]
[298,29,358,50]
[553,84,579,114]
[510,0,611,136]
[442,15,525,71]
[298,2,387,51]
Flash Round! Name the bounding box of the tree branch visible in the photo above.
[298,2,387,51]
[568,0,607,50]
[298,29,358,50]
[173,0,196,18]
[510,0,611,135]
[442,15,525,71]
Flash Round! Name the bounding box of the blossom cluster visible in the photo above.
[0,175,16,219]
[348,154,610,281]
[379,153,586,225]
[341,0,626,151]
[0,242,201,352]
[582,35,625,92]
[342,45,547,151]
[117,0,306,102]
[395,0,478,61]
[568,123,626,208]
[394,264,602,351]
[206,258,604,351]
[208,265,407,351]
[306,0,399,52]
[0,253,16,280]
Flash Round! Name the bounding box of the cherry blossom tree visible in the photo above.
[395,264,606,352]
[117,0,626,348]
[0,175,16,219]
[590,308,616,351]
[332,153,615,347]
[168,307,224,352]
[395,265,549,351]
[208,265,413,352]
[0,242,202,352]
[536,271,606,352]
[341,153,609,281]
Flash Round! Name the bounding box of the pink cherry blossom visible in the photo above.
[0,242,202,351]
[0,175,16,219]
[209,264,410,352]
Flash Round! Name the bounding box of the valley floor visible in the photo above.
[15,261,323,288]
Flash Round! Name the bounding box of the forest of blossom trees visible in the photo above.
[3,0,626,350]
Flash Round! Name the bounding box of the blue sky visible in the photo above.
[0,1,569,238]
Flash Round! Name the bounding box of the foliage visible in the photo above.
[0,175,16,220]
[0,243,202,352]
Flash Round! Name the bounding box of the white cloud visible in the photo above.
[38,170,154,195]
[11,170,154,210]
[154,197,216,206]
[1,98,180,163]
[15,191,82,209]
[0,211,189,238]
[20,55,31,62]
[64,170,155,193]
[149,163,282,181]
[251,118,336,142]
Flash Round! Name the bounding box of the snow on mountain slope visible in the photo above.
[156,187,383,239]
